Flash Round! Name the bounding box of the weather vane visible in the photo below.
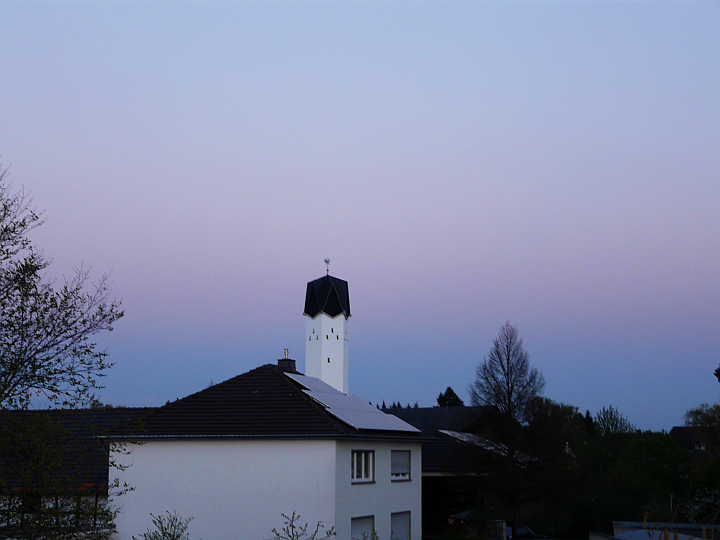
[324,258,330,274]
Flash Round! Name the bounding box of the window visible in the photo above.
[391,450,411,481]
[351,516,375,540]
[391,511,411,540]
[351,450,374,483]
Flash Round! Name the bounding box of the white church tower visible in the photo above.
[304,271,350,394]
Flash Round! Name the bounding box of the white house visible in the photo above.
[108,273,422,540]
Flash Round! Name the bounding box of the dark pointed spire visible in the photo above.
[304,274,350,319]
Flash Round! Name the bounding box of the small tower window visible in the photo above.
[331,328,334,333]
[327,358,331,363]
[337,335,339,340]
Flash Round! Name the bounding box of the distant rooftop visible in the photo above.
[389,406,489,433]
[0,407,147,493]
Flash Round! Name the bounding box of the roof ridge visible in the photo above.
[110,364,357,439]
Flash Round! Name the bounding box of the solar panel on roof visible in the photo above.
[286,373,337,393]
[285,373,419,433]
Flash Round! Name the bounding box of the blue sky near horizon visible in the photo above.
[1,1,718,431]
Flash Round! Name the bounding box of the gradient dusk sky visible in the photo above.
[1,1,718,431]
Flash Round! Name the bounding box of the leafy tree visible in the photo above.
[682,403,720,523]
[594,406,635,437]
[685,403,720,431]
[584,410,595,435]
[469,322,544,424]
[437,386,464,407]
[686,488,720,524]
[525,397,586,465]
[0,164,123,409]
[579,430,690,531]
[519,398,589,536]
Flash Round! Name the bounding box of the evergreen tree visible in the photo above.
[437,386,464,407]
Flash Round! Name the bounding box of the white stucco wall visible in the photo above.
[335,440,422,540]
[110,438,337,540]
[305,313,349,394]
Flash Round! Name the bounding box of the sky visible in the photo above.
[1,1,718,432]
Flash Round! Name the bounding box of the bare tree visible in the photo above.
[469,322,544,424]
[468,322,545,530]
[0,163,123,410]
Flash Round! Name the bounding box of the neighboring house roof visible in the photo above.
[670,425,716,457]
[390,407,494,475]
[669,426,694,451]
[0,407,146,493]
[419,430,493,475]
[110,364,418,440]
[304,274,351,319]
[390,406,488,433]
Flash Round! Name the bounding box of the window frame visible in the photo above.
[351,515,376,540]
[391,511,411,540]
[351,449,375,484]
[391,450,411,482]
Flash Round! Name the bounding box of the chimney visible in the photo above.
[277,349,297,372]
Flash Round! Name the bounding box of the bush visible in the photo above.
[270,512,336,540]
[132,511,197,540]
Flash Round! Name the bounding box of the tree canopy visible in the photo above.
[594,405,636,437]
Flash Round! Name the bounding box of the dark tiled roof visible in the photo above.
[0,407,146,493]
[389,406,489,432]
[113,364,411,439]
[422,431,497,474]
[669,426,693,451]
[304,274,351,318]
[388,407,494,475]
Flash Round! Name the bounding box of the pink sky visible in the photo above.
[1,1,718,430]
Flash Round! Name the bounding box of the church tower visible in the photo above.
[304,272,350,394]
